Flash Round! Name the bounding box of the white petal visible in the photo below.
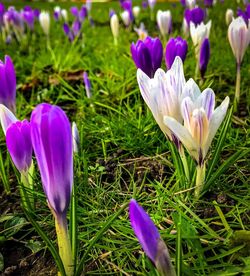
[181,97,194,130]
[181,78,201,102]
[0,104,18,135]
[195,88,215,120]
[204,96,230,156]
[164,116,199,161]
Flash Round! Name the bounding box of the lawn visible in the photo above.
[0,0,250,275]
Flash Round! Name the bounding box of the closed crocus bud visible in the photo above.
[148,0,156,10]
[30,103,73,217]
[132,6,140,18]
[129,199,176,276]
[182,18,189,37]
[6,120,32,173]
[204,0,214,7]
[61,9,68,21]
[70,6,78,18]
[39,11,50,36]
[199,38,210,79]
[165,36,188,69]
[121,10,131,26]
[228,17,250,65]
[157,10,172,37]
[22,10,35,30]
[184,7,205,27]
[0,104,18,135]
[110,13,119,44]
[0,55,16,113]
[83,71,92,98]
[72,122,80,153]
[225,9,233,25]
[131,36,163,78]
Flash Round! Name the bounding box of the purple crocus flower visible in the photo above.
[22,10,35,30]
[165,36,188,69]
[0,56,16,113]
[199,38,210,79]
[129,199,175,276]
[142,1,148,9]
[23,6,32,12]
[131,36,163,78]
[184,7,205,26]
[204,0,214,7]
[120,0,134,20]
[83,72,92,98]
[63,23,74,42]
[33,9,40,18]
[0,3,5,24]
[180,0,186,7]
[6,120,32,173]
[72,20,81,37]
[79,6,88,22]
[30,103,73,217]
[70,6,79,18]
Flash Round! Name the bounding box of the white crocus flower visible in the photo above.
[225,9,233,26]
[61,9,68,21]
[0,104,18,135]
[137,56,186,139]
[164,81,230,165]
[186,0,196,9]
[39,11,50,36]
[133,6,141,19]
[110,14,119,44]
[157,10,172,37]
[120,10,131,27]
[228,17,250,65]
[190,20,212,57]
[134,23,148,40]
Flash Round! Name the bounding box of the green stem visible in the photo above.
[234,63,241,112]
[195,163,206,198]
[179,146,190,183]
[55,213,74,276]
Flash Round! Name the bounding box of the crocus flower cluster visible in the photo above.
[131,36,163,78]
[129,199,176,276]
[63,20,82,42]
[53,6,68,22]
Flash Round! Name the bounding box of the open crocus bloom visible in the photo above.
[164,80,229,165]
[137,56,185,139]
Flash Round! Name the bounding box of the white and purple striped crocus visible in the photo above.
[131,36,163,78]
[83,71,92,98]
[164,82,229,165]
[199,38,210,79]
[6,120,32,173]
[30,103,73,218]
[129,199,176,276]
[0,55,16,113]
[137,56,185,144]
[156,10,172,38]
[165,36,188,69]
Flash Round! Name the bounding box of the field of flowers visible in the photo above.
[0,0,249,275]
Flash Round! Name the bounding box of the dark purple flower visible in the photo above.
[6,120,32,173]
[142,1,148,9]
[184,7,205,26]
[83,72,91,98]
[131,36,163,78]
[129,199,175,275]
[180,0,186,7]
[33,9,40,18]
[30,103,73,217]
[0,56,16,112]
[204,0,214,7]
[199,38,210,79]
[0,3,5,24]
[70,6,79,18]
[23,6,32,12]
[63,23,74,42]
[54,11,60,21]
[165,36,188,69]
[237,4,250,24]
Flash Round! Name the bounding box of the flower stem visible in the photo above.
[195,163,206,198]
[55,213,74,276]
[234,62,241,112]
[179,146,190,183]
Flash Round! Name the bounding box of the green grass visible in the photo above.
[0,0,250,275]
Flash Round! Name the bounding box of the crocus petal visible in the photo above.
[204,96,230,156]
[181,78,201,101]
[129,199,160,262]
[164,116,199,161]
[195,88,215,120]
[0,104,18,135]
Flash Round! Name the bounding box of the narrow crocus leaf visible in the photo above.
[0,104,18,135]
[129,199,175,276]
[30,103,73,217]
[6,120,32,173]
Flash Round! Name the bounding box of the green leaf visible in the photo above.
[0,252,4,272]
[26,240,44,254]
